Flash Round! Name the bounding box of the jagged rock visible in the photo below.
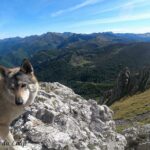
[103,67,150,106]
[138,67,150,92]
[116,67,131,98]
[11,82,127,150]
[122,124,150,150]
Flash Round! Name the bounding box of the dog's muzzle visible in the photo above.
[15,97,23,105]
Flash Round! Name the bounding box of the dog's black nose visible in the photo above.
[15,98,23,105]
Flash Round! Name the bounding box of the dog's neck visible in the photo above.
[0,79,6,98]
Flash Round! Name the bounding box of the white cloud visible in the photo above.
[94,0,150,14]
[51,0,103,17]
[106,27,150,34]
[69,12,150,28]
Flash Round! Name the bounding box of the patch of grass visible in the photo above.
[111,89,150,121]
[70,81,114,99]
[116,124,132,133]
[70,54,91,67]
[141,118,150,124]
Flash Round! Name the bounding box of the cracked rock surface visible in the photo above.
[122,124,150,150]
[11,82,127,150]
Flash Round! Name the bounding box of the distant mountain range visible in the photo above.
[0,32,150,99]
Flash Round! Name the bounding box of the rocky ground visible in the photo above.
[8,82,127,150]
[1,82,149,150]
[115,111,150,127]
[122,124,150,150]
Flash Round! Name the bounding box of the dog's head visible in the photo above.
[0,59,39,106]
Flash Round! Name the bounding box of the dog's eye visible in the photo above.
[21,83,27,88]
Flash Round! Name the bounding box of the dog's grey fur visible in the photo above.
[0,59,39,149]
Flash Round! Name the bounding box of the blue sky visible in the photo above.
[0,0,150,38]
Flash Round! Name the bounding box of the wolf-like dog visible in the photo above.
[0,59,39,149]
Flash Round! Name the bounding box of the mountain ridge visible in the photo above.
[0,32,150,99]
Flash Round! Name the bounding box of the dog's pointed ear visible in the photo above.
[20,59,33,74]
[0,66,8,77]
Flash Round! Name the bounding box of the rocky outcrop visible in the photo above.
[10,82,127,150]
[102,67,150,106]
[122,124,150,150]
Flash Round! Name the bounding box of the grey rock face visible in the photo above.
[11,82,127,150]
[103,67,150,106]
[122,124,150,150]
